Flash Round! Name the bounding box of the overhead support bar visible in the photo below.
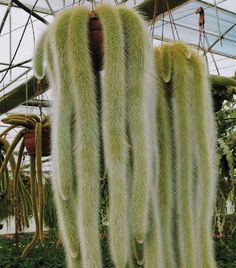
[206,22,236,52]
[11,0,49,25]
[136,0,190,21]
[0,0,52,15]
[0,59,32,73]
[0,69,31,94]
[0,77,49,114]
[22,99,51,108]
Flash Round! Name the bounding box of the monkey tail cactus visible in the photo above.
[45,10,82,268]
[154,42,217,268]
[33,4,217,268]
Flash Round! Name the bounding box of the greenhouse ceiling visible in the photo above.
[0,0,235,116]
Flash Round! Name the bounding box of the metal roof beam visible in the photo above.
[155,18,236,44]
[206,22,236,52]
[0,0,52,15]
[11,0,49,24]
[0,77,49,114]
[0,59,32,73]
[136,0,191,21]
[22,99,51,108]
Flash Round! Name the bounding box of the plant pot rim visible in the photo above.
[24,128,50,134]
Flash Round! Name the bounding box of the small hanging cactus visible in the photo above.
[154,43,217,268]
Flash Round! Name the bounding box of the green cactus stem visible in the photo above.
[96,5,129,267]
[51,9,75,202]
[154,47,176,268]
[0,130,24,182]
[67,6,102,268]
[171,43,198,268]
[144,191,164,268]
[14,139,30,228]
[190,52,217,268]
[118,6,156,248]
[22,156,39,258]
[46,11,81,266]
[34,31,47,80]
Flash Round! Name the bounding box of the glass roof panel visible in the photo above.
[154,0,236,60]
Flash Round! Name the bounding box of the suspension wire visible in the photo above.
[150,0,158,40]
[202,30,220,75]
[197,28,202,51]
[0,0,13,35]
[161,7,165,44]
[45,0,54,15]
[165,0,180,40]
[164,0,175,40]
[30,17,36,51]
[9,5,12,81]
[195,5,221,75]
[25,71,28,114]
[0,0,39,85]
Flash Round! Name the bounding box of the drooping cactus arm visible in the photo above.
[136,0,190,21]
[96,5,129,267]
[171,43,198,268]
[67,6,102,268]
[46,10,82,267]
[117,8,160,268]
[153,46,176,268]
[190,52,217,268]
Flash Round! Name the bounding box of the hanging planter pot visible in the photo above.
[23,128,50,157]
[88,11,104,71]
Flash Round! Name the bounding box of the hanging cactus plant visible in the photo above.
[154,43,217,268]
[34,4,156,268]
[34,4,217,268]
